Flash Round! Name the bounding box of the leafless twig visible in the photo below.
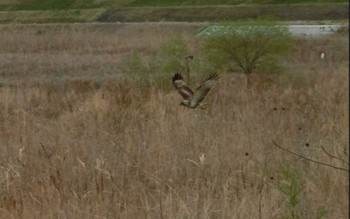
[320,146,349,165]
[272,141,349,172]
[40,143,52,159]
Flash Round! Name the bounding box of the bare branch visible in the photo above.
[40,143,52,159]
[272,141,349,172]
[320,146,349,165]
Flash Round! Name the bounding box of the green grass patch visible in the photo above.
[97,3,349,22]
[0,0,348,11]
[0,0,112,11]
[0,8,104,23]
[278,168,304,219]
[0,1,347,23]
[124,0,348,7]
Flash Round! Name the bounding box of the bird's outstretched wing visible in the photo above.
[172,73,193,100]
[191,73,219,106]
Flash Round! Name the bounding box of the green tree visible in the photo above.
[202,22,292,74]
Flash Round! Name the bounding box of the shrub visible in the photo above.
[202,21,292,74]
[119,51,152,86]
[278,168,303,219]
[120,35,194,87]
[157,36,188,74]
[157,35,197,85]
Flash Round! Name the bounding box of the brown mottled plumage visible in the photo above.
[172,73,219,109]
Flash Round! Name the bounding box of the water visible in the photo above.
[287,24,344,36]
[198,24,345,37]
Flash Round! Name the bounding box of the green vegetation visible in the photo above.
[0,0,347,11]
[0,0,347,23]
[278,169,304,219]
[120,52,152,86]
[0,8,104,23]
[202,21,292,74]
[124,0,348,7]
[2,0,108,10]
[97,4,349,22]
[120,35,194,86]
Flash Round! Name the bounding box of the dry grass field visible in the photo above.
[0,24,348,218]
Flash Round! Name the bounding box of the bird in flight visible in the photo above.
[172,72,219,109]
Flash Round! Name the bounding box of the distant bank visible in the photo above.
[0,3,348,24]
[97,3,348,22]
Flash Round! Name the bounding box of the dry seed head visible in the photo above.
[199,153,206,166]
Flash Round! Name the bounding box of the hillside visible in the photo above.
[0,0,348,10]
[97,3,349,22]
[0,3,348,23]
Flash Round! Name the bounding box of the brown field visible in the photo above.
[0,24,348,218]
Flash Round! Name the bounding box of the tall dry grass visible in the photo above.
[0,24,348,218]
